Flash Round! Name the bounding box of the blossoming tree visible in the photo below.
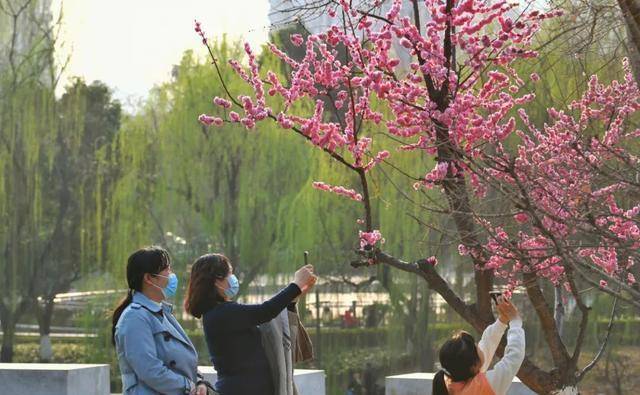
[196,0,640,392]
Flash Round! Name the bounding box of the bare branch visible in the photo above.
[578,295,619,380]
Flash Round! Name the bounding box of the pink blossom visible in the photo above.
[363,150,390,172]
[312,181,363,201]
[198,114,222,126]
[420,162,449,189]
[194,20,207,44]
[213,97,232,109]
[359,230,384,248]
[240,118,256,129]
[425,256,438,266]
[290,34,304,47]
[277,113,294,129]
[514,213,529,223]
[599,280,607,288]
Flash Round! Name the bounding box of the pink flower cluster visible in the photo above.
[312,181,363,201]
[359,230,385,248]
[198,114,223,126]
[195,1,638,293]
[194,20,207,45]
[477,59,640,289]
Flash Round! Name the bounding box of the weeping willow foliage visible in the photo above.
[0,1,58,350]
[0,0,76,360]
[0,80,55,301]
[0,0,124,363]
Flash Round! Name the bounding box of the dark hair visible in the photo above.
[432,331,480,395]
[184,253,231,318]
[111,246,171,344]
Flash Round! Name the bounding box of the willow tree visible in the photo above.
[0,0,120,361]
[0,0,60,362]
[29,78,121,362]
[195,0,640,392]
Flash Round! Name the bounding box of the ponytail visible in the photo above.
[111,289,134,345]
[432,370,449,395]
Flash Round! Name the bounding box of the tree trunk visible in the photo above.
[554,286,565,338]
[405,277,419,355]
[224,156,241,269]
[0,308,16,362]
[617,0,640,84]
[0,299,30,362]
[417,282,433,371]
[1,327,15,362]
[36,298,55,362]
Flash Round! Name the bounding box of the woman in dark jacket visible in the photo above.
[184,253,316,395]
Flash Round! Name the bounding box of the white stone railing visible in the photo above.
[198,366,326,395]
[0,363,110,395]
[0,363,326,394]
[385,372,536,395]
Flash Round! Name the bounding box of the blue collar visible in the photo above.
[132,291,172,313]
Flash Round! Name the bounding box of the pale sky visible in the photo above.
[51,0,271,108]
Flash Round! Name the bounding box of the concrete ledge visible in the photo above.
[292,369,326,395]
[385,372,535,395]
[198,366,326,395]
[0,363,110,395]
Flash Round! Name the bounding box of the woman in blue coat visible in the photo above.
[112,246,209,395]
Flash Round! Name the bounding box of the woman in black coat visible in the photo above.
[184,253,316,395]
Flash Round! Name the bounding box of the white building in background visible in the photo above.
[268,0,428,68]
[268,0,429,34]
[268,0,524,70]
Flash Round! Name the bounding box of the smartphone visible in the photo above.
[489,291,502,305]
[304,251,309,266]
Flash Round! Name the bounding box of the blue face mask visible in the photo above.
[224,274,239,299]
[153,272,178,298]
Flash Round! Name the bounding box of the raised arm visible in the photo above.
[217,283,302,331]
[478,319,508,372]
[485,318,525,395]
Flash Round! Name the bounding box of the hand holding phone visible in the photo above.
[489,291,502,305]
